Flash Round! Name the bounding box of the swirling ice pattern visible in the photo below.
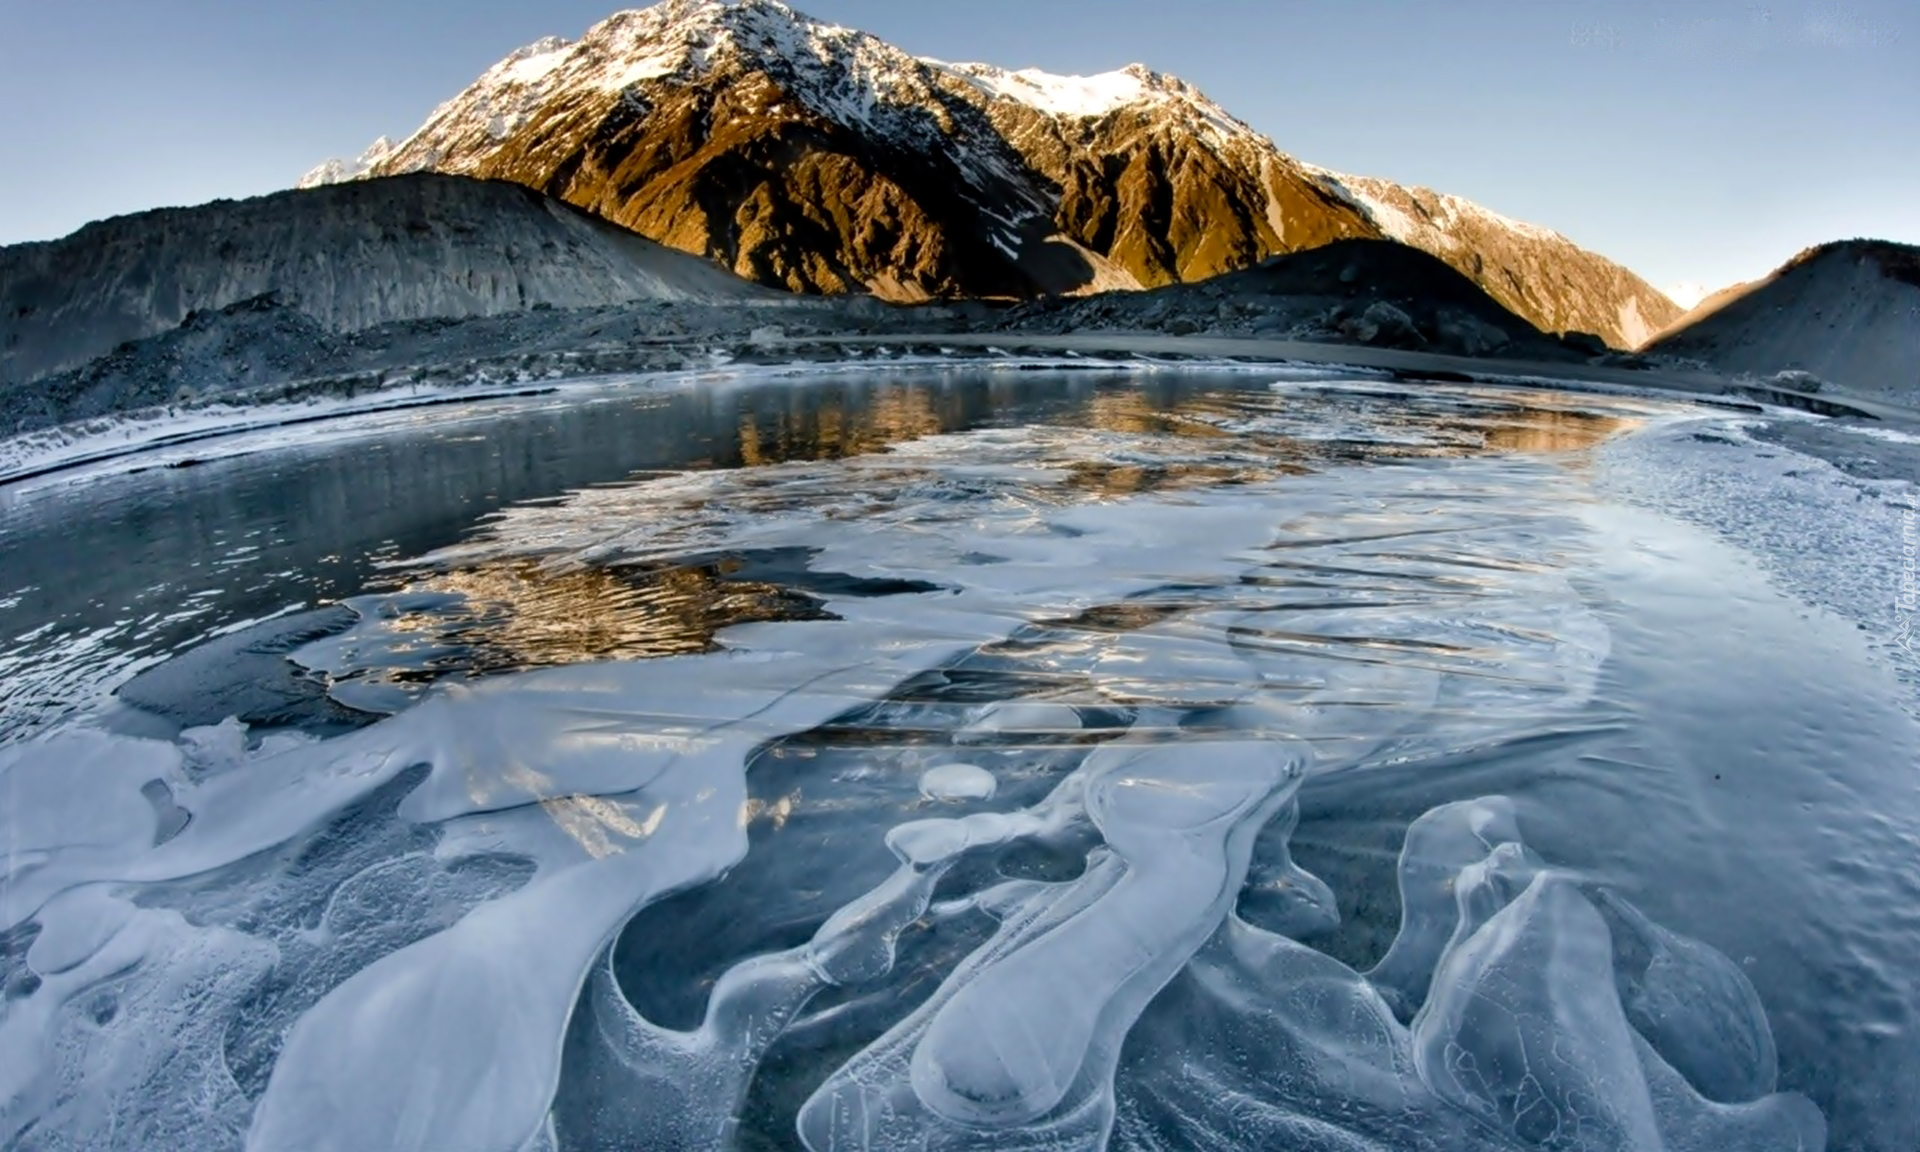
[0,421,1822,1151]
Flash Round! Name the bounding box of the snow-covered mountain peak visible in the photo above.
[317,1,1266,184]
[938,63,1154,119]
[1663,281,1712,310]
[578,0,934,94]
[317,0,1051,232]
[423,0,1262,150]
[934,59,1261,148]
[351,0,965,181]
[296,136,398,190]
[440,0,972,129]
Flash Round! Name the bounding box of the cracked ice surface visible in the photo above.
[0,401,1828,1150]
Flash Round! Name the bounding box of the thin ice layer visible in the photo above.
[1367,796,1528,1020]
[1113,915,1490,1151]
[1111,813,1822,1152]
[4,441,1308,1149]
[1596,888,1780,1104]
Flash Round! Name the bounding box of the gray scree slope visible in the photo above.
[1647,240,1920,402]
[0,173,776,386]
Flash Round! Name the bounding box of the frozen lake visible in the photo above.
[1,366,1916,1151]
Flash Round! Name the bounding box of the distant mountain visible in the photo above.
[1663,281,1713,311]
[303,0,1678,348]
[1645,239,1920,400]
[0,173,773,386]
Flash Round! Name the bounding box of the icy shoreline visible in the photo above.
[0,354,1364,491]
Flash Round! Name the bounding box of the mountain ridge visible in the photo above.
[302,0,1679,348]
[0,173,776,387]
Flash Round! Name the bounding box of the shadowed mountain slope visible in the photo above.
[0,173,775,386]
[1646,239,1920,400]
[1004,238,1584,363]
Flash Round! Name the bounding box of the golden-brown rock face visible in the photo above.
[307,0,1678,346]
[958,78,1379,289]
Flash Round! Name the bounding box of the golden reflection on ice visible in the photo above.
[1061,389,1634,499]
[379,558,822,674]
[468,760,558,813]
[733,386,947,466]
[1480,407,1637,455]
[1084,391,1174,437]
[1065,460,1278,496]
[738,792,799,830]
[540,795,666,859]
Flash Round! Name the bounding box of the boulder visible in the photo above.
[1559,330,1611,357]
[1435,313,1512,358]
[1343,301,1426,349]
[1768,369,1826,394]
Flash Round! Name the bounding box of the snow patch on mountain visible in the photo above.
[501,36,576,84]
[941,64,1148,119]
[297,137,397,190]
[936,60,1259,150]
[1309,170,1438,249]
[1303,166,1565,248]
[1617,295,1654,350]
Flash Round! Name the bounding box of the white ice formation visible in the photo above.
[918,763,998,802]
[0,413,1824,1150]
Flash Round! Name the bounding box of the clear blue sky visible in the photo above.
[2,0,1913,295]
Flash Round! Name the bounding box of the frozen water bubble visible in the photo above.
[888,820,974,867]
[919,763,998,803]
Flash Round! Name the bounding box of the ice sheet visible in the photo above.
[0,394,1829,1151]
